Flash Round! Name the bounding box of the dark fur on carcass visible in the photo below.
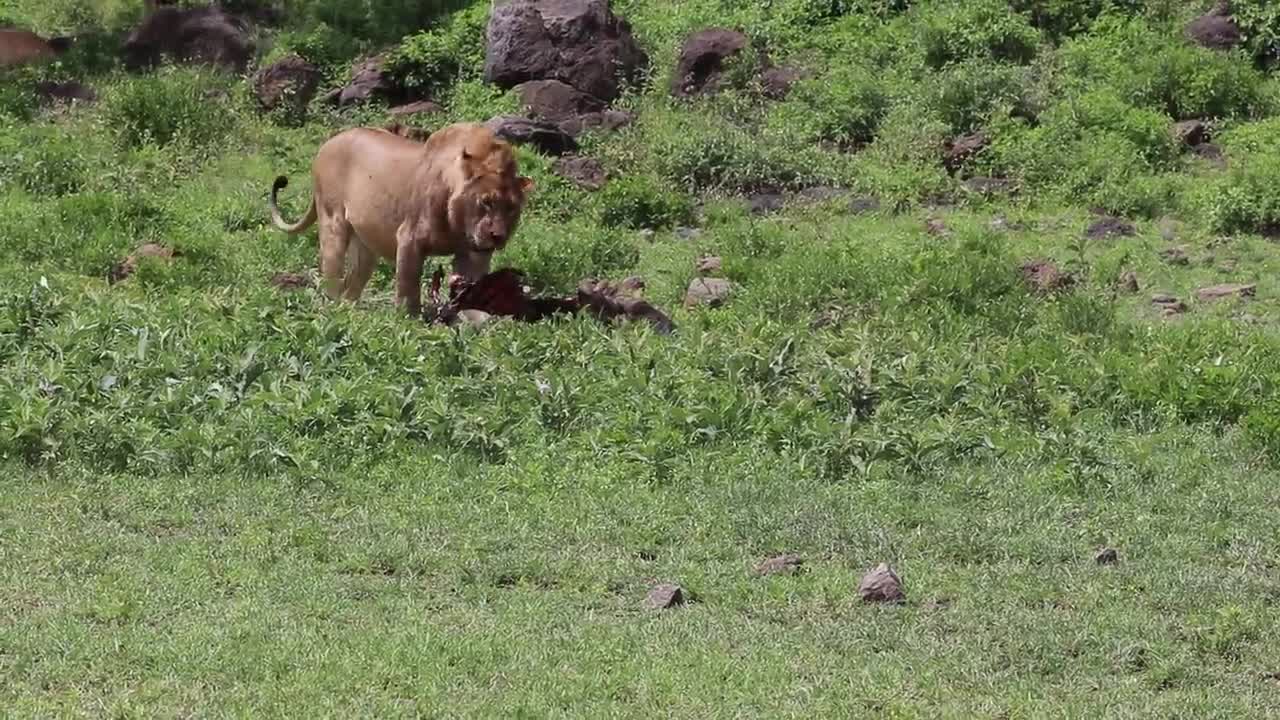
[423,267,675,334]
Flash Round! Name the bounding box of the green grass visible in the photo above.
[4,0,1280,715]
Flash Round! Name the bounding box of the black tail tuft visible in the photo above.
[272,175,289,193]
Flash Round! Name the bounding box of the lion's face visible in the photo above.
[464,177,533,252]
[457,142,534,253]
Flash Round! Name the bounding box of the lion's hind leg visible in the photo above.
[342,239,377,302]
[317,212,353,302]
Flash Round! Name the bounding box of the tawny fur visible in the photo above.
[269,122,534,315]
[0,29,72,67]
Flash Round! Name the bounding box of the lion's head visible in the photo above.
[454,135,534,253]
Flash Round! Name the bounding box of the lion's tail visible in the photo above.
[269,175,317,235]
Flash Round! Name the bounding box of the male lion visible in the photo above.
[269,122,534,316]
[0,29,73,67]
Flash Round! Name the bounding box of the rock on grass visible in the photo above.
[858,563,904,604]
[643,583,684,610]
[685,277,734,308]
[1196,283,1256,302]
[1095,547,1119,565]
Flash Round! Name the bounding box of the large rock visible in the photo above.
[485,116,579,155]
[1186,2,1243,51]
[670,28,749,97]
[253,54,320,113]
[515,79,606,122]
[485,0,648,103]
[321,55,404,107]
[943,131,989,173]
[121,6,254,72]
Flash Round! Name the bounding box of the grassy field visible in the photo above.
[4,0,1280,715]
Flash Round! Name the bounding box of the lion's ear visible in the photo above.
[517,176,534,194]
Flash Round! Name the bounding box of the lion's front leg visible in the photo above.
[394,223,426,317]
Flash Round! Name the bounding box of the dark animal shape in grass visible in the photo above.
[423,268,674,335]
[0,29,74,67]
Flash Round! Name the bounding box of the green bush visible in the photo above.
[915,0,1042,69]
[597,175,694,230]
[103,68,235,148]
[767,63,889,148]
[1192,150,1280,234]
[984,91,1180,214]
[1009,0,1143,40]
[1232,0,1280,67]
[1058,16,1267,119]
[918,59,1035,133]
[1217,116,1280,156]
[386,3,489,97]
[0,125,92,196]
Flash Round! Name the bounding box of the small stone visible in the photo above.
[747,191,785,215]
[695,255,722,275]
[963,176,1013,195]
[1171,119,1209,147]
[925,218,950,236]
[1159,246,1190,265]
[388,100,443,117]
[848,196,880,214]
[674,226,702,241]
[638,229,655,242]
[1196,283,1256,302]
[753,554,804,577]
[858,563,904,604]
[1095,547,1119,565]
[1151,294,1188,315]
[684,277,734,307]
[643,582,684,610]
[1193,143,1227,168]
[797,185,845,203]
[1157,216,1183,241]
[1117,271,1140,294]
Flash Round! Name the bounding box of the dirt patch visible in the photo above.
[270,271,312,291]
[108,243,178,284]
[1020,259,1075,294]
[1085,215,1136,240]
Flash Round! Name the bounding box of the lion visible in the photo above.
[0,29,73,67]
[268,121,534,316]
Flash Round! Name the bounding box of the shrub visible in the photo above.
[767,63,889,148]
[915,0,1042,69]
[385,3,489,97]
[1217,117,1280,156]
[918,59,1035,133]
[1058,16,1266,119]
[1232,0,1280,67]
[984,91,1180,214]
[0,125,92,196]
[597,175,694,230]
[1192,150,1280,234]
[1009,0,1144,40]
[103,68,235,148]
